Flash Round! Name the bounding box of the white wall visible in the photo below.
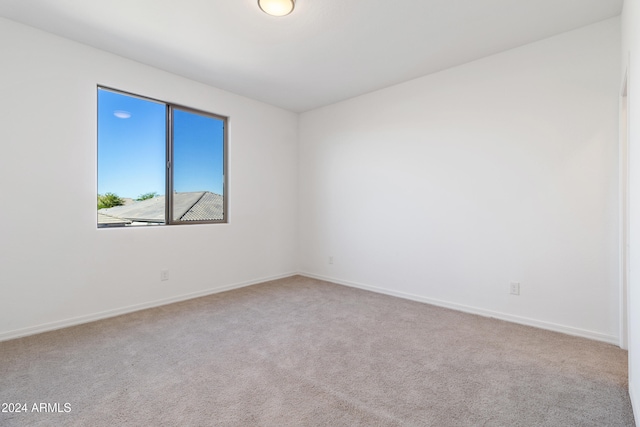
[0,17,299,340]
[299,18,621,343]
[622,0,640,420]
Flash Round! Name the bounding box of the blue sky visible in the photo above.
[173,108,225,195]
[98,89,224,199]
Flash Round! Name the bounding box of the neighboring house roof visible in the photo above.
[98,192,223,226]
[180,191,224,222]
[97,213,132,227]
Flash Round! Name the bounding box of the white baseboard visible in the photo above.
[1,271,620,346]
[630,383,639,426]
[0,272,297,343]
[300,272,620,345]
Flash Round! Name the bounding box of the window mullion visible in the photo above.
[166,105,173,225]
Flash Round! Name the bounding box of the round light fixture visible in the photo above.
[258,0,295,17]
[114,110,131,119]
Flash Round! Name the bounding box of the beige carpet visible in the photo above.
[0,276,634,426]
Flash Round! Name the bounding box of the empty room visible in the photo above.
[1,0,639,425]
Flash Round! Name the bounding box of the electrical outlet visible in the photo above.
[160,269,169,281]
[329,256,333,265]
[510,282,520,295]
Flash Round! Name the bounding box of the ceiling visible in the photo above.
[0,0,623,112]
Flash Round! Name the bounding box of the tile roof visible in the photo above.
[98,192,223,226]
[97,213,132,227]
[180,191,224,222]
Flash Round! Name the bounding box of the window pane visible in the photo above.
[97,89,166,227]
[172,108,225,222]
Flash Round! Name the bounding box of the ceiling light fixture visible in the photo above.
[258,0,295,17]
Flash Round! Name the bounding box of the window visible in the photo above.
[97,87,227,227]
